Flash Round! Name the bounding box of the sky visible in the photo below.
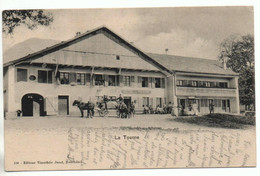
[2,7,254,60]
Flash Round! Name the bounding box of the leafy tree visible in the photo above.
[219,34,254,110]
[2,10,53,34]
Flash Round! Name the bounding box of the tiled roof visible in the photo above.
[3,26,172,74]
[3,26,237,76]
[147,53,238,76]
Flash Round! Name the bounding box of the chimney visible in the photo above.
[75,32,81,36]
[223,57,227,70]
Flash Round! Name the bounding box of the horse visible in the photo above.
[72,100,95,118]
[117,102,129,118]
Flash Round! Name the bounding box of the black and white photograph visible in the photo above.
[1,2,257,173]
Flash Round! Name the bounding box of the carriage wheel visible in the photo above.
[99,110,105,117]
[116,110,120,118]
[121,112,128,119]
[99,110,109,117]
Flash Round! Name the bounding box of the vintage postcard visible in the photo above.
[2,7,255,171]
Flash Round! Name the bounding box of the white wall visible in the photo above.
[11,65,167,117]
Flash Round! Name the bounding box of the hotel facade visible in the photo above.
[3,27,240,118]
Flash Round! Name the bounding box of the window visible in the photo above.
[213,99,221,107]
[76,73,85,85]
[155,78,161,88]
[108,75,117,86]
[142,77,148,87]
[60,72,69,84]
[210,82,216,87]
[156,97,162,107]
[198,81,203,87]
[38,70,52,83]
[205,82,211,87]
[116,55,120,60]
[183,80,188,86]
[200,99,208,107]
[177,80,183,86]
[192,81,197,87]
[85,74,91,86]
[95,74,104,86]
[142,97,149,106]
[176,79,229,88]
[124,76,131,87]
[17,68,27,82]
[219,82,228,88]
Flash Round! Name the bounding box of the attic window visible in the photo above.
[116,55,120,60]
[17,68,27,82]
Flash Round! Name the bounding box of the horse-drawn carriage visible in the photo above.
[73,99,134,118]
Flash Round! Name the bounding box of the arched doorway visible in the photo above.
[21,93,45,116]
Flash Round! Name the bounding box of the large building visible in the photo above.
[3,26,240,118]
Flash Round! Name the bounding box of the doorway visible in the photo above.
[123,96,131,108]
[21,93,45,116]
[58,96,69,115]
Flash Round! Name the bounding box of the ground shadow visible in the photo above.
[168,113,255,129]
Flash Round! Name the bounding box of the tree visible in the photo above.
[2,10,53,34]
[219,34,255,110]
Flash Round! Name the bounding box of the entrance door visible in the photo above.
[33,101,40,116]
[58,96,69,115]
[222,100,226,112]
[22,93,45,116]
[123,96,131,108]
[180,99,185,109]
[227,99,230,112]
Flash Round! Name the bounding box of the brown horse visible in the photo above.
[72,100,95,118]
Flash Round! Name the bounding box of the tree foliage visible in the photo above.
[219,34,254,110]
[2,10,53,34]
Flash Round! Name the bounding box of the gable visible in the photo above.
[31,32,161,71]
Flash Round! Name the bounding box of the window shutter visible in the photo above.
[130,76,135,87]
[116,75,120,86]
[148,77,152,88]
[69,72,76,84]
[85,74,91,86]
[119,75,124,87]
[149,97,153,107]
[138,76,142,87]
[131,76,135,82]
[48,71,53,83]
[188,80,192,86]
[91,75,95,86]
[104,75,109,87]
[183,80,187,86]
[151,78,155,88]
[161,78,165,88]
[213,99,217,107]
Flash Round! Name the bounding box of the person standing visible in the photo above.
[117,94,123,102]
[87,100,95,118]
[130,101,135,117]
[192,103,198,116]
[103,95,109,110]
[209,102,214,114]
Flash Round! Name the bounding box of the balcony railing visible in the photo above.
[176,86,237,97]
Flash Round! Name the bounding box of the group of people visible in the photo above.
[143,102,175,115]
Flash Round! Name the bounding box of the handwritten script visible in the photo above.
[66,128,255,169]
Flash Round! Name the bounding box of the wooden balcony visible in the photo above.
[176,86,237,98]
